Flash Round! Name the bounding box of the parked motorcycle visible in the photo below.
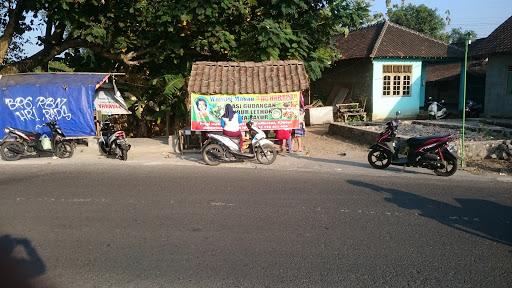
[427,97,448,119]
[0,121,74,161]
[201,118,277,166]
[466,100,483,118]
[98,120,131,161]
[367,111,458,176]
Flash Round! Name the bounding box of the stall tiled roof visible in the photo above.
[336,21,463,59]
[188,61,309,94]
[471,16,512,56]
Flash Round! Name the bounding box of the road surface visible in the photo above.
[0,159,511,287]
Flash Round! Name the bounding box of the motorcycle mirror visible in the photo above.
[395,111,401,116]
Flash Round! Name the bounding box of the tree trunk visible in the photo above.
[0,1,26,64]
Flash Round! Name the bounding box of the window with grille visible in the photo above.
[382,65,412,96]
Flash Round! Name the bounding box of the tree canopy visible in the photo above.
[0,0,370,135]
[386,2,447,40]
[384,1,477,43]
[1,0,370,78]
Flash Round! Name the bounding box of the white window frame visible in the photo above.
[382,65,412,97]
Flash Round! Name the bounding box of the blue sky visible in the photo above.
[372,0,512,38]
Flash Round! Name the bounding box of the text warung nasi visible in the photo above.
[191,92,301,131]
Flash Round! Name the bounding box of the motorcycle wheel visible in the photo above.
[434,158,458,177]
[0,142,24,161]
[202,143,223,166]
[55,142,74,158]
[367,149,391,169]
[255,144,277,165]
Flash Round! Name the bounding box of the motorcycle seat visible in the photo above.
[407,135,450,147]
[14,129,41,139]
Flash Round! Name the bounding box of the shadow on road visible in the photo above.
[347,180,512,246]
[0,235,47,287]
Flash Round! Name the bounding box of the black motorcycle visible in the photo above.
[0,121,74,161]
[98,120,131,161]
[367,112,459,176]
[466,100,483,118]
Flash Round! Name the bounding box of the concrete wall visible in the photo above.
[485,54,512,117]
[372,59,423,120]
[311,58,373,108]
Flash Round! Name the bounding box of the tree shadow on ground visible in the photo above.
[347,180,512,246]
[0,235,47,288]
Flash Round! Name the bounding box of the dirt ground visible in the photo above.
[296,125,367,157]
[465,159,512,176]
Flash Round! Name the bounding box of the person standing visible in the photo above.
[275,129,293,153]
[221,104,244,151]
[293,108,306,152]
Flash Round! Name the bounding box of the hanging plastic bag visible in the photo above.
[40,135,52,150]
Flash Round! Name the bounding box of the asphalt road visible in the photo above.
[0,162,511,288]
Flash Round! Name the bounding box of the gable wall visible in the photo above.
[372,59,423,120]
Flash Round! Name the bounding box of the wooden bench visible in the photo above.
[335,102,367,122]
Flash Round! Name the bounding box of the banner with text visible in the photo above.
[0,84,96,138]
[191,92,301,131]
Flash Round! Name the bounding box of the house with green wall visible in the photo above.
[471,15,512,118]
[313,21,463,121]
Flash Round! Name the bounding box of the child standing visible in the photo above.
[275,129,293,153]
[293,108,306,152]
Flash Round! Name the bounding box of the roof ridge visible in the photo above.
[348,21,385,32]
[386,21,463,51]
[193,60,304,67]
[370,21,389,57]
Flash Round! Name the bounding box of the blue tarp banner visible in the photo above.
[0,73,108,138]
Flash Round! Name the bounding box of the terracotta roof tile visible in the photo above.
[471,16,512,56]
[188,61,309,94]
[336,21,463,59]
[335,22,383,59]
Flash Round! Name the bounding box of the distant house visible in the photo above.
[471,15,512,118]
[312,21,462,120]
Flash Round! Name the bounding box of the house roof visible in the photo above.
[426,62,461,82]
[188,61,309,94]
[471,15,512,56]
[336,21,463,59]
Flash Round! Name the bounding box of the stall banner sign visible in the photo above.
[95,89,131,115]
[190,92,301,131]
[0,84,96,137]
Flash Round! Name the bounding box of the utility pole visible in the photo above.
[460,35,471,167]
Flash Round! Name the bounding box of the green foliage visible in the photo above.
[1,0,372,135]
[387,2,447,40]
[448,28,477,44]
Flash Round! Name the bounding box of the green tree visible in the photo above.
[0,0,371,135]
[386,2,447,40]
[448,28,477,44]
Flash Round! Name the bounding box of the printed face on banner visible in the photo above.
[190,92,301,131]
